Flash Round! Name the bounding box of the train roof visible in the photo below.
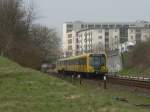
[58,53,106,61]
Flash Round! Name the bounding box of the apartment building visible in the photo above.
[63,21,150,57]
[63,21,83,56]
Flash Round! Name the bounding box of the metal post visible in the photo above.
[71,75,74,84]
[77,74,82,85]
[103,75,107,89]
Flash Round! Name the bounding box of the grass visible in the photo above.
[0,56,150,112]
[120,53,150,77]
[119,67,150,77]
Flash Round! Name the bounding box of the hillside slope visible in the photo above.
[120,40,150,77]
[0,57,150,112]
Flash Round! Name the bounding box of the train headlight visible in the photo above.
[100,66,106,72]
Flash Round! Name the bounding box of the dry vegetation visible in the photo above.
[0,0,60,69]
[121,39,150,76]
[127,39,150,69]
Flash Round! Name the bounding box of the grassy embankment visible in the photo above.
[119,67,150,77]
[119,53,150,77]
[0,56,150,112]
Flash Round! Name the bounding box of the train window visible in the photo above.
[64,61,66,65]
[75,59,77,64]
[83,58,86,65]
[78,58,86,65]
[101,56,105,65]
[79,59,81,65]
[72,60,75,65]
[79,59,82,65]
[76,59,78,65]
[74,60,76,65]
[74,59,77,65]
[63,61,65,65]
[65,60,67,65]
[70,60,72,65]
[67,60,69,65]
[90,54,106,66]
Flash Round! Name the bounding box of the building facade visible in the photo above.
[63,21,150,57]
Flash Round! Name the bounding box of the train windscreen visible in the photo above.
[90,54,106,68]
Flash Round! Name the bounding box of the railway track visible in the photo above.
[107,75,150,89]
[47,70,150,90]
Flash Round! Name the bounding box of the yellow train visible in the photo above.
[56,53,108,77]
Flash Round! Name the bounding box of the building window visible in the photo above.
[115,36,118,39]
[144,35,148,40]
[105,32,109,36]
[144,35,148,38]
[67,24,73,29]
[68,46,72,50]
[98,29,102,33]
[88,25,94,29]
[68,39,72,44]
[76,38,79,43]
[102,25,108,29]
[136,29,141,32]
[76,45,79,49]
[88,32,91,36]
[98,36,103,39]
[95,25,101,29]
[68,34,72,38]
[84,38,87,42]
[105,38,109,42]
[109,25,114,29]
[131,36,134,39]
[81,24,85,29]
[130,29,134,33]
[84,32,87,37]
[120,27,128,43]
[115,29,118,32]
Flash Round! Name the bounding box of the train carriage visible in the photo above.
[56,53,108,77]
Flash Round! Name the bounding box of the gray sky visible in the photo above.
[31,0,150,33]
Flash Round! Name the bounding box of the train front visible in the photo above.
[89,54,108,75]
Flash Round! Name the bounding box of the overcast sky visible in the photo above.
[30,0,150,33]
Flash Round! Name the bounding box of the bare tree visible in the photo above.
[0,0,34,56]
[30,25,60,63]
[0,0,61,69]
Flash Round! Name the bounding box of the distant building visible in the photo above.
[63,21,150,57]
[119,41,136,53]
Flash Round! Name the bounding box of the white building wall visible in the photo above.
[109,29,120,51]
[63,21,150,57]
[128,29,136,44]
[63,23,67,56]
[92,29,105,53]
[141,29,150,41]
[65,31,77,56]
[77,29,106,54]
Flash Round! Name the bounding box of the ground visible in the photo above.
[119,53,150,77]
[119,67,150,77]
[0,56,150,112]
